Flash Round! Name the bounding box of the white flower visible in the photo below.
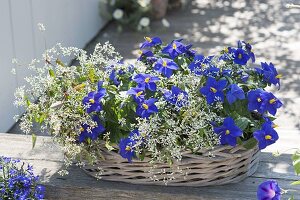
[113,9,124,20]
[139,17,150,27]
[37,23,46,31]
[137,0,151,7]
[161,18,170,28]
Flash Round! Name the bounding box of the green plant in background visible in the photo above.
[99,0,153,31]
[99,0,171,32]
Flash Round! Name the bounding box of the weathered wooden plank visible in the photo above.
[1,132,300,199]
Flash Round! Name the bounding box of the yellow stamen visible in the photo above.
[125,146,131,151]
[89,99,95,104]
[163,61,167,67]
[145,36,152,43]
[225,130,230,135]
[275,74,282,79]
[272,124,279,128]
[142,103,149,110]
[238,53,242,59]
[138,50,143,55]
[136,91,143,97]
[172,43,177,49]
[80,127,84,132]
[210,87,217,93]
[224,47,229,53]
[265,135,272,140]
[257,98,262,102]
[145,77,150,83]
[269,98,276,104]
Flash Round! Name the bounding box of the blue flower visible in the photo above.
[137,49,154,61]
[136,98,158,119]
[164,86,189,108]
[154,58,179,78]
[232,48,250,65]
[248,89,283,116]
[82,82,106,113]
[257,180,281,200]
[185,44,196,57]
[247,89,268,114]
[78,115,105,143]
[189,55,214,75]
[226,84,245,104]
[133,74,160,91]
[109,69,120,86]
[200,77,227,104]
[213,117,243,146]
[238,40,255,63]
[140,36,162,49]
[256,62,282,88]
[162,40,187,58]
[119,137,136,162]
[253,122,279,150]
[127,87,145,103]
[264,92,283,116]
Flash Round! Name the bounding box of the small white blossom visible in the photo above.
[37,23,46,31]
[161,18,170,28]
[113,9,124,20]
[139,17,150,27]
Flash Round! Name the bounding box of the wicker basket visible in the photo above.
[82,145,260,186]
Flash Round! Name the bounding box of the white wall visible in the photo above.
[0,0,106,132]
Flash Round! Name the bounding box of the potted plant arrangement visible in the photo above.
[14,37,283,186]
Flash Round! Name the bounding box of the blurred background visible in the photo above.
[1,0,300,133]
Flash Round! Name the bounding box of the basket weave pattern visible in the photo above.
[83,145,260,186]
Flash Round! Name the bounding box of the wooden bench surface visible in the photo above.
[1,129,300,200]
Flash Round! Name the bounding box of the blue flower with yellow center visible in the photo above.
[257,180,281,200]
[264,92,283,116]
[238,40,255,63]
[137,49,154,61]
[127,87,145,103]
[82,81,106,113]
[200,77,227,104]
[140,36,162,49]
[162,40,187,59]
[119,129,141,162]
[164,86,189,109]
[136,98,158,119]
[119,138,136,162]
[254,122,279,150]
[154,58,179,78]
[213,117,243,146]
[247,89,268,114]
[256,62,282,88]
[232,48,250,65]
[133,74,160,91]
[226,84,245,105]
[78,115,105,143]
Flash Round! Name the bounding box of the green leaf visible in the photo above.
[292,151,300,175]
[237,137,243,145]
[243,138,257,149]
[56,59,65,67]
[235,117,250,131]
[291,180,300,185]
[49,69,55,77]
[88,68,96,83]
[32,133,37,149]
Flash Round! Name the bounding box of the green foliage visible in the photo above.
[292,150,300,175]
